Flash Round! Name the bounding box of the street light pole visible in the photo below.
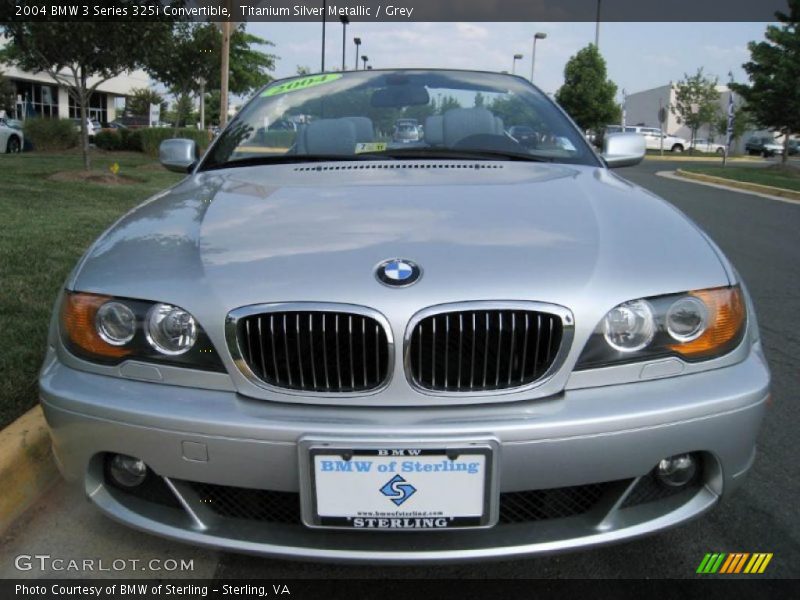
[219,18,231,127]
[512,53,523,75]
[321,0,327,72]
[530,32,547,83]
[339,16,349,71]
[595,0,601,48]
[361,55,368,70]
[353,37,361,70]
[197,76,206,131]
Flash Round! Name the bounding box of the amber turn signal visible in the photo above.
[60,292,133,359]
[669,286,745,358]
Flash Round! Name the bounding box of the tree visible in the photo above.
[205,90,221,126]
[170,94,195,128]
[710,98,752,149]
[402,100,436,124]
[145,23,276,109]
[1,10,171,169]
[437,95,462,113]
[728,101,753,147]
[730,0,800,163]
[555,45,620,133]
[126,87,166,118]
[0,72,15,116]
[296,66,312,76]
[670,68,720,153]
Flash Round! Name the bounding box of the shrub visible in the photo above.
[94,130,123,151]
[137,127,210,157]
[22,118,78,151]
[121,129,142,152]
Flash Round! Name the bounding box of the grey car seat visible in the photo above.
[442,108,505,147]
[295,118,357,155]
[424,115,444,146]
[343,117,375,143]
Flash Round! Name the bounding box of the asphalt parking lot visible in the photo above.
[1,159,797,580]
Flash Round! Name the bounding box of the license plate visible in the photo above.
[302,444,495,530]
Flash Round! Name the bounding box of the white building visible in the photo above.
[624,83,754,153]
[1,37,150,123]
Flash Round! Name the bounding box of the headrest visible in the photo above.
[443,108,503,146]
[424,115,444,146]
[298,118,356,155]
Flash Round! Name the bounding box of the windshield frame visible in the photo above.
[197,68,603,172]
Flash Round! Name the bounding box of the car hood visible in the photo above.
[72,160,729,341]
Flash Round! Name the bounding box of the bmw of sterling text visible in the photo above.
[40,69,770,562]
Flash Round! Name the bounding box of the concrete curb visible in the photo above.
[0,405,58,534]
[645,155,762,163]
[675,169,800,202]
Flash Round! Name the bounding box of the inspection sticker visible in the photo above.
[262,73,342,97]
[355,142,388,154]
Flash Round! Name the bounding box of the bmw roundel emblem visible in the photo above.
[375,258,422,287]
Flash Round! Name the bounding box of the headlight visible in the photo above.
[602,299,655,352]
[576,286,746,369]
[60,291,224,371]
[665,296,708,342]
[146,303,198,355]
[96,301,137,346]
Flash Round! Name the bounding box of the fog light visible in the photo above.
[109,454,148,487]
[656,453,697,487]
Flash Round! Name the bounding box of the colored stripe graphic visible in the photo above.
[744,553,773,574]
[698,552,773,574]
[720,553,749,573]
[697,553,726,573]
[719,554,735,573]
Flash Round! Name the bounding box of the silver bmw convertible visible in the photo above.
[40,69,770,562]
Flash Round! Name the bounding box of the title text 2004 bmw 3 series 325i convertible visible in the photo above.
[40,69,769,562]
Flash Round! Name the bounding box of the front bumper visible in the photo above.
[40,344,769,562]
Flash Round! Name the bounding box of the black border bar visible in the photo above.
[0,0,791,23]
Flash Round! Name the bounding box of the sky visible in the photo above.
[245,21,771,101]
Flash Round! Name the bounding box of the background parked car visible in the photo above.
[392,120,422,144]
[603,125,687,152]
[689,139,726,154]
[0,117,24,153]
[745,136,783,157]
[100,121,128,132]
[71,118,102,140]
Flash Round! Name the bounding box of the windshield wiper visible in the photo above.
[200,153,395,171]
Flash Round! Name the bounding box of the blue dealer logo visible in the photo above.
[375,258,422,287]
[379,474,417,506]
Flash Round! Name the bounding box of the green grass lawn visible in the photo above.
[646,149,725,158]
[681,164,800,192]
[0,151,183,429]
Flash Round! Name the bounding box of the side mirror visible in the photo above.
[601,132,646,168]
[159,138,198,173]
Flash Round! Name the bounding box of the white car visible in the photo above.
[71,118,102,140]
[606,126,687,152]
[690,139,726,155]
[0,118,23,153]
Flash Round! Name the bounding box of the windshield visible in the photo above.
[200,69,599,170]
